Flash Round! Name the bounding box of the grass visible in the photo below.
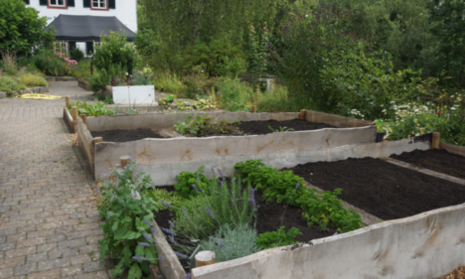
[19,73,48,87]
[153,72,186,93]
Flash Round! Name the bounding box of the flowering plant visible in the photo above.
[97,160,161,278]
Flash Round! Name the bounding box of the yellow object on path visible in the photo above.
[18,94,63,100]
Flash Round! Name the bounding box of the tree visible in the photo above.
[0,0,54,54]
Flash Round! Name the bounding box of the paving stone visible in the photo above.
[0,256,26,269]
[61,265,84,277]
[0,237,5,244]
[26,252,48,264]
[5,244,36,258]
[25,268,61,279]
[0,267,13,279]
[48,248,79,260]
[38,258,69,271]
[36,243,57,253]
[0,242,16,251]
[74,270,108,279]
[17,238,46,248]
[83,261,108,272]
[69,255,92,266]
[13,263,37,276]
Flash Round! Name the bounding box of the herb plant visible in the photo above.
[174,166,211,199]
[145,189,182,210]
[256,226,302,249]
[174,114,236,136]
[174,174,256,238]
[200,223,262,262]
[98,161,160,278]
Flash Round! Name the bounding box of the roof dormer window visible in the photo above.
[50,0,66,7]
[92,0,106,9]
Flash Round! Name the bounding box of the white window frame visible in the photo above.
[53,41,69,56]
[92,0,107,9]
[49,0,66,7]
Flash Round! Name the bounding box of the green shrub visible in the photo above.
[98,160,159,278]
[88,70,110,92]
[174,166,211,199]
[200,223,262,262]
[145,189,182,210]
[32,49,65,76]
[174,175,256,238]
[0,76,26,95]
[256,226,302,249]
[19,73,47,87]
[153,72,186,93]
[181,71,217,99]
[173,114,235,136]
[70,48,84,61]
[216,77,252,112]
[93,31,137,75]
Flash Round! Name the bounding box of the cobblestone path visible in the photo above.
[0,82,112,279]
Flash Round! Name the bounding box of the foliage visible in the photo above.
[215,78,252,112]
[145,189,182,211]
[380,93,465,145]
[1,51,17,75]
[428,0,465,88]
[193,97,217,111]
[19,73,47,87]
[97,161,159,278]
[268,126,295,133]
[68,99,115,116]
[234,159,362,232]
[93,31,138,75]
[68,59,91,78]
[0,0,54,54]
[182,37,247,77]
[249,23,270,88]
[174,175,256,238]
[88,70,110,92]
[256,226,301,249]
[174,114,237,136]
[70,48,84,61]
[181,71,217,99]
[153,72,186,93]
[200,223,262,262]
[129,71,152,86]
[157,95,175,111]
[174,166,211,199]
[0,76,26,95]
[32,49,65,76]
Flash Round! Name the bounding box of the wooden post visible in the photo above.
[252,105,256,113]
[71,106,78,121]
[120,156,131,169]
[195,251,216,268]
[432,132,441,149]
[299,109,306,120]
[65,96,70,108]
[80,114,87,126]
[149,264,164,279]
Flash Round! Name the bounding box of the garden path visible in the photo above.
[0,81,112,279]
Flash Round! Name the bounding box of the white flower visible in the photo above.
[305,14,308,17]
[451,107,456,110]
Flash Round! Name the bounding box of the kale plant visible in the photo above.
[200,223,262,262]
[98,161,160,278]
[256,226,302,249]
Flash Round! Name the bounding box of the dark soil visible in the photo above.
[91,128,164,142]
[237,119,335,135]
[93,119,336,142]
[391,149,465,180]
[288,158,465,220]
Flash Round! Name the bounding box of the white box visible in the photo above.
[112,85,156,105]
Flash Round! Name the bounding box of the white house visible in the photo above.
[23,0,137,56]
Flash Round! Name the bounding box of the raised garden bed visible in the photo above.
[390,149,465,179]
[288,157,465,220]
[69,110,375,179]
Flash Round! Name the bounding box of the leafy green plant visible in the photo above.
[0,76,26,95]
[19,73,47,87]
[174,166,211,199]
[200,223,262,262]
[153,72,186,93]
[256,226,302,249]
[174,114,235,136]
[174,174,256,238]
[98,161,160,278]
[93,31,138,75]
[145,189,182,210]
[215,78,252,112]
[234,159,362,232]
[32,49,65,76]
[0,0,54,54]
[70,48,84,61]
[268,126,295,133]
[89,70,110,92]
[68,100,114,116]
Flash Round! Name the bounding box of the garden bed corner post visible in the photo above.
[65,96,70,108]
[299,109,306,120]
[432,132,441,149]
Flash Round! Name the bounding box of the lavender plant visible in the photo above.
[174,174,256,238]
[200,223,262,262]
[97,161,160,279]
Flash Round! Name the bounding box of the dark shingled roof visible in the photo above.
[46,14,136,41]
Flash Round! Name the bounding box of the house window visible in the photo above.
[92,0,106,9]
[54,41,68,56]
[49,0,66,7]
